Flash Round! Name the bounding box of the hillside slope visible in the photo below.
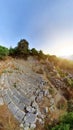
[0,57,73,130]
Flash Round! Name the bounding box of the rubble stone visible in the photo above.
[24,113,36,124]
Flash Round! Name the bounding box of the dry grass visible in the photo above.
[0,105,20,130]
[56,98,67,110]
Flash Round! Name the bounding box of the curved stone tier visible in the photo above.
[0,59,54,130]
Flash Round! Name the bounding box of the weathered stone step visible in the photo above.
[3,89,25,123]
[2,90,40,128]
[2,74,32,105]
[7,86,31,106]
[7,75,33,96]
[7,88,26,111]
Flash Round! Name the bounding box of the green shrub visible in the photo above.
[0,45,9,59]
[57,68,67,78]
[67,100,73,112]
[9,47,16,56]
[46,112,73,130]
[64,78,73,87]
[38,50,45,59]
[51,123,70,130]
[30,48,38,56]
[67,78,73,87]
[13,83,17,88]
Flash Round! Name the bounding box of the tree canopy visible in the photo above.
[16,39,29,56]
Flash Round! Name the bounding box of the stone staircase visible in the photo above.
[0,67,47,129]
[1,76,37,128]
[0,58,69,130]
[2,86,37,129]
[0,59,52,129]
[3,89,26,123]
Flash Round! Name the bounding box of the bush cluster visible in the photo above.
[46,112,73,130]
[0,46,9,59]
[0,39,46,60]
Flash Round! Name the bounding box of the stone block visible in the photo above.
[8,102,18,114]
[24,113,36,124]
[15,110,25,122]
[3,94,11,104]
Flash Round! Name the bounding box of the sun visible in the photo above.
[56,47,73,56]
[52,42,73,57]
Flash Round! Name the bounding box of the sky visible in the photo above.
[0,0,73,56]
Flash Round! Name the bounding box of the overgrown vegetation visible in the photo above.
[9,39,30,58]
[46,112,73,130]
[57,68,68,78]
[67,100,73,112]
[65,78,73,87]
[0,39,73,72]
[0,39,47,60]
[0,45,9,59]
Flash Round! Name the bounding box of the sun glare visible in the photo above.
[51,42,73,57]
[56,48,73,56]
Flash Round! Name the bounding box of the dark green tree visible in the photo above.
[17,39,29,56]
[9,47,15,56]
[30,48,38,55]
[38,50,45,59]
